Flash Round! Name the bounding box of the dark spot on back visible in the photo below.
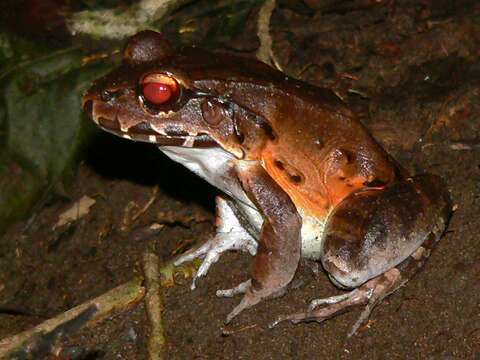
[273,158,304,185]
[274,159,284,170]
[289,174,303,184]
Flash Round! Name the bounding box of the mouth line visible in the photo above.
[95,116,217,148]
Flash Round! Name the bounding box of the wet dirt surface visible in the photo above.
[1,0,480,359]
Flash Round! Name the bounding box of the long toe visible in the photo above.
[225,289,261,324]
[174,242,210,266]
[216,279,251,298]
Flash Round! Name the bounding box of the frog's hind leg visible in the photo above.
[271,245,430,337]
[270,175,451,336]
[174,196,259,289]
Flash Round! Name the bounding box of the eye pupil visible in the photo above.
[143,82,172,104]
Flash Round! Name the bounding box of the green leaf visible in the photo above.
[0,41,112,232]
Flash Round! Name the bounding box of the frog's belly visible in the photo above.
[299,209,327,260]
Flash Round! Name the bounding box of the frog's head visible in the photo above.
[83,30,277,158]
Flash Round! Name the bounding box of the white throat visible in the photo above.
[158,146,254,207]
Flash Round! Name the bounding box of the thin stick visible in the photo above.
[0,257,199,359]
[256,0,282,71]
[143,252,166,360]
[0,276,145,358]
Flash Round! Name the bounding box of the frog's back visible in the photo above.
[258,87,399,220]
[180,47,351,115]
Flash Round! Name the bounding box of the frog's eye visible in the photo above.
[141,73,180,105]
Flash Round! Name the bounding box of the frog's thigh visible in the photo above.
[321,176,451,289]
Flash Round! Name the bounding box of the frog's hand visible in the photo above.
[271,174,451,336]
[174,196,258,289]
[219,161,302,322]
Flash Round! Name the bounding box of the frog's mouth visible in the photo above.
[83,99,217,148]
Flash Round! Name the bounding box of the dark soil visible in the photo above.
[1,1,480,359]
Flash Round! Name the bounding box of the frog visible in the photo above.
[83,30,451,335]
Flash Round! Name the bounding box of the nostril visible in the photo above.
[101,90,113,101]
[100,88,128,102]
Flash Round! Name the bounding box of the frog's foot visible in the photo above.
[217,279,287,323]
[175,232,257,289]
[269,268,403,337]
[217,280,255,323]
[174,196,258,289]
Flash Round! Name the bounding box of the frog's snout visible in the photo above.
[82,98,93,118]
[81,89,117,130]
[82,87,102,119]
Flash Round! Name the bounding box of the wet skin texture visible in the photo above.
[83,30,451,334]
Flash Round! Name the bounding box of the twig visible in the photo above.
[129,223,165,242]
[0,258,200,359]
[121,186,160,231]
[449,142,480,150]
[256,0,282,70]
[8,306,97,360]
[132,186,159,223]
[0,277,145,358]
[143,252,166,360]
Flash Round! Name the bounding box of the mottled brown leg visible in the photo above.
[217,161,302,323]
[322,175,451,289]
[271,175,451,336]
[271,231,445,336]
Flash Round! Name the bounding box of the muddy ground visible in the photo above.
[1,0,480,359]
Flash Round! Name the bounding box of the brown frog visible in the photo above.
[83,31,451,335]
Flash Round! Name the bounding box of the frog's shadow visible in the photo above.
[85,131,216,213]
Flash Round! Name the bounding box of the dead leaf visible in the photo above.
[54,195,96,229]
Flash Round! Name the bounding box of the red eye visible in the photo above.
[141,73,179,105]
[143,82,172,104]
